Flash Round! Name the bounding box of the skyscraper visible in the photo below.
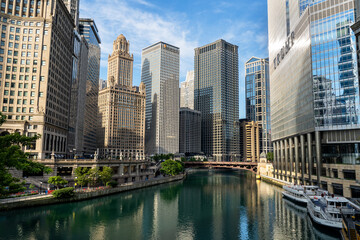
[0,0,74,159]
[194,39,239,162]
[98,35,146,160]
[268,0,360,197]
[180,70,194,109]
[245,57,272,154]
[141,42,180,155]
[179,107,201,154]
[79,19,101,157]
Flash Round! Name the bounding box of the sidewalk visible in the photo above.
[0,194,53,204]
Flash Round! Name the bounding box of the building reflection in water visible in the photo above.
[0,170,343,240]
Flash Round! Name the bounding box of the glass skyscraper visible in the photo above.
[245,57,272,155]
[79,19,101,157]
[268,0,360,197]
[194,39,239,162]
[141,42,180,155]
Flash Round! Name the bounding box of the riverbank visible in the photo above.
[259,174,290,187]
[0,173,186,211]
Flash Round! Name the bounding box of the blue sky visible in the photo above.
[80,0,269,118]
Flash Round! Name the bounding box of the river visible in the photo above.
[0,170,340,240]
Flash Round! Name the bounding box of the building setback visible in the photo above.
[79,18,101,157]
[0,0,74,159]
[179,107,201,154]
[98,35,145,160]
[245,57,272,154]
[194,39,240,162]
[268,0,360,197]
[141,42,180,155]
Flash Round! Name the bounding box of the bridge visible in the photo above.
[184,161,258,173]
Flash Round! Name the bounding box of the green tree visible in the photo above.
[88,167,100,186]
[160,159,184,176]
[266,152,274,162]
[99,166,113,185]
[48,176,68,190]
[0,113,51,196]
[74,167,90,188]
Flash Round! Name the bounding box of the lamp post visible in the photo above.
[40,181,42,194]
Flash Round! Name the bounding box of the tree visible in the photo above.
[74,167,90,189]
[99,166,113,185]
[88,167,100,187]
[267,152,274,162]
[160,159,184,176]
[0,112,52,196]
[48,176,68,190]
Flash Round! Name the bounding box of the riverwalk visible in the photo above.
[0,174,186,211]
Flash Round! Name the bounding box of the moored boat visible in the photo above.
[282,185,328,206]
[307,195,360,230]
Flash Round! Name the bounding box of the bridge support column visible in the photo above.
[284,139,288,182]
[307,133,312,184]
[289,138,294,183]
[294,136,299,184]
[315,131,321,187]
[273,142,277,178]
[277,141,281,179]
[300,135,305,185]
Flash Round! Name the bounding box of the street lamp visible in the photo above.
[40,181,42,194]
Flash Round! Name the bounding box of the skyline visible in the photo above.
[79,0,269,118]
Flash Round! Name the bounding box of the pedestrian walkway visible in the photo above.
[0,194,52,204]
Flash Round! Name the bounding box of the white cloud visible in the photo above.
[80,0,198,84]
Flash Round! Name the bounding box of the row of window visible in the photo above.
[6,115,32,120]
[3,98,34,104]
[2,106,35,113]
[3,90,42,96]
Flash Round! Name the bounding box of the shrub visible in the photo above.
[106,180,118,188]
[52,187,74,199]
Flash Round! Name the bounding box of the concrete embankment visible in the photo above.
[0,174,186,211]
[259,174,290,187]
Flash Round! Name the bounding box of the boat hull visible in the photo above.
[307,203,342,229]
[282,191,308,206]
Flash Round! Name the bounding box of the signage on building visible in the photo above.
[273,31,295,70]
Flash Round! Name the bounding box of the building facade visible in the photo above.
[180,70,194,109]
[0,0,74,159]
[98,34,146,160]
[239,120,261,162]
[245,57,272,154]
[141,42,180,155]
[268,0,360,197]
[179,107,201,154]
[194,39,240,162]
[79,18,101,157]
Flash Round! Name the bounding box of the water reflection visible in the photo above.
[0,170,340,240]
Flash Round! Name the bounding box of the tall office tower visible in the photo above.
[245,57,272,154]
[141,42,180,155]
[67,34,88,157]
[79,19,101,157]
[239,120,261,162]
[179,107,201,154]
[98,34,146,160]
[180,70,194,109]
[194,39,240,162]
[63,0,80,28]
[0,0,74,159]
[268,0,360,197]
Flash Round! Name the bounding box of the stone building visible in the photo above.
[0,0,74,159]
[98,34,146,161]
[240,120,261,162]
[180,70,194,109]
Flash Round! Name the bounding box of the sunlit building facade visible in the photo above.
[98,35,146,160]
[141,42,180,155]
[180,70,194,109]
[0,0,74,159]
[245,57,272,154]
[194,39,240,161]
[268,0,360,197]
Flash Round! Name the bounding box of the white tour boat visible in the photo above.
[307,195,360,229]
[282,185,327,206]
